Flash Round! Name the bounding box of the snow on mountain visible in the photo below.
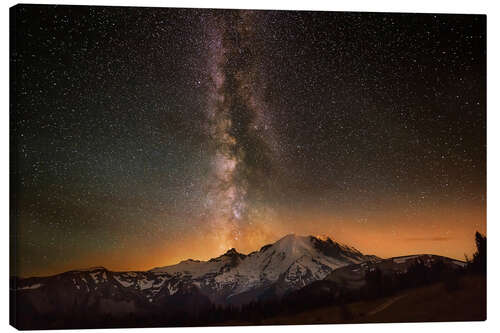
[150,247,245,278]
[213,235,360,291]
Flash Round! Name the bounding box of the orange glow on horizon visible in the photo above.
[19,200,485,278]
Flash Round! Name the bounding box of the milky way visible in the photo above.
[11,5,486,277]
[202,11,278,251]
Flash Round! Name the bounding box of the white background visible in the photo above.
[1,0,498,332]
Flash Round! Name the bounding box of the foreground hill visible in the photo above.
[251,274,485,325]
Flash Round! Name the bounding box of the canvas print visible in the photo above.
[10,4,486,330]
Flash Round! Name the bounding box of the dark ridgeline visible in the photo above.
[10,232,485,329]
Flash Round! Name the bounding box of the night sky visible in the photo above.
[11,5,486,277]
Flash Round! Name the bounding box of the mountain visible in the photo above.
[325,254,466,291]
[12,234,377,328]
[279,254,467,310]
[149,234,377,304]
[11,236,476,329]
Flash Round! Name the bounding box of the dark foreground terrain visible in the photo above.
[237,274,486,325]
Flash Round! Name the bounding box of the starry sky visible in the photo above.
[11,5,486,277]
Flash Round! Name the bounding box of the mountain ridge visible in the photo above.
[14,234,376,302]
[12,233,468,329]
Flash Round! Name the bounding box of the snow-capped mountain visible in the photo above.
[13,235,471,329]
[12,234,381,329]
[13,234,376,309]
[146,234,377,303]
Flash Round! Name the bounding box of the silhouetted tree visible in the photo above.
[470,231,486,274]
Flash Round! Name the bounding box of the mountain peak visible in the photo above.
[273,234,314,255]
[277,233,310,242]
[224,248,239,256]
[211,247,246,261]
